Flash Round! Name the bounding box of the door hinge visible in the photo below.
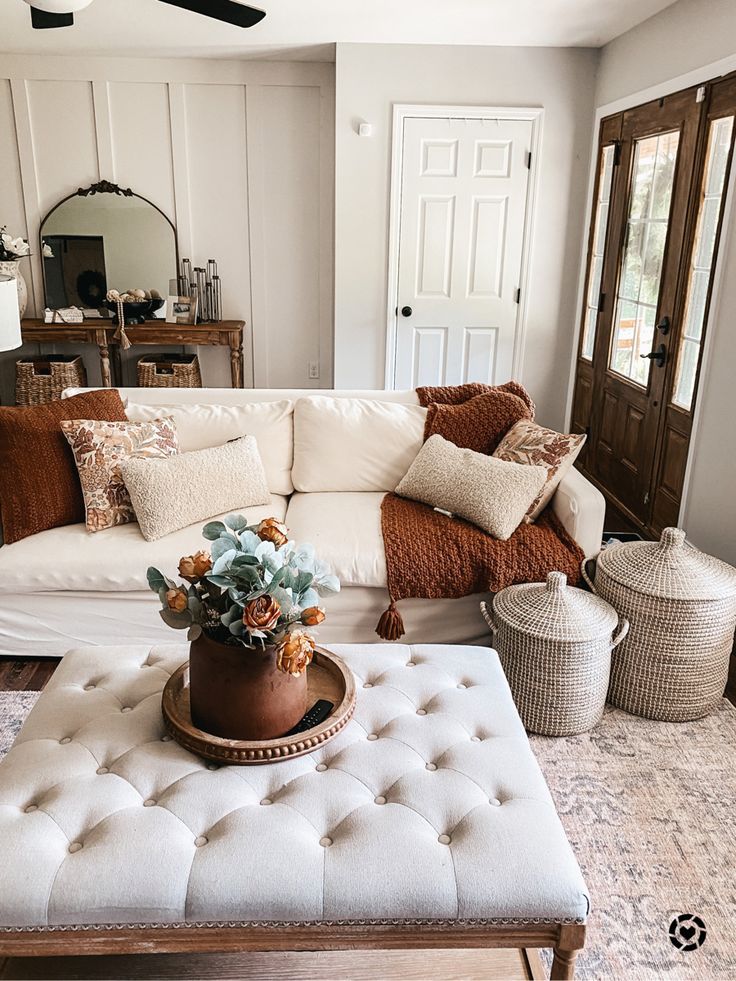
[526,151,532,169]
[644,491,650,505]
[597,291,606,313]
[696,85,707,103]
[613,140,622,166]
[515,288,521,304]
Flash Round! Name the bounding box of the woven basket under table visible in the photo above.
[15,355,87,406]
[481,571,628,736]
[137,354,202,388]
[583,527,736,722]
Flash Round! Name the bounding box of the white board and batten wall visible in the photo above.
[0,54,334,398]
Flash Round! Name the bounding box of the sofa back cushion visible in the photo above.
[292,396,427,492]
[124,400,294,495]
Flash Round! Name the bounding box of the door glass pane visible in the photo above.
[581,144,616,360]
[673,116,734,410]
[609,131,680,385]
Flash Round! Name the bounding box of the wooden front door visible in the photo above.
[571,76,736,535]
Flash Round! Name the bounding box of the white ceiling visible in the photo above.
[0,0,680,60]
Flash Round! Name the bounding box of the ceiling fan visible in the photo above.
[23,0,266,30]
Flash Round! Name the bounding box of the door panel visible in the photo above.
[573,74,736,535]
[393,115,532,389]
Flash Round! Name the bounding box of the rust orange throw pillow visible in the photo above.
[424,389,533,455]
[0,389,127,544]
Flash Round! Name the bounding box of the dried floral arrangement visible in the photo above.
[0,227,53,260]
[148,515,340,676]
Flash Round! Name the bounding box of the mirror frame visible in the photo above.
[39,180,179,311]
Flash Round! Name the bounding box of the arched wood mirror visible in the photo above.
[39,180,178,314]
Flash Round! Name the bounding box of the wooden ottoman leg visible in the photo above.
[551,924,585,980]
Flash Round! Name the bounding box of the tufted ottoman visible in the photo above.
[0,643,588,978]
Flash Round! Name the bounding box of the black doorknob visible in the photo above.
[401,306,413,318]
[640,343,667,368]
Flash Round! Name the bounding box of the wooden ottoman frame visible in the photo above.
[0,921,585,979]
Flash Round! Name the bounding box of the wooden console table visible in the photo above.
[20,319,245,389]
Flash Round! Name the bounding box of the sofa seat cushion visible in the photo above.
[0,497,288,593]
[285,492,387,587]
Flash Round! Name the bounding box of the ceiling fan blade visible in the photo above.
[30,7,74,27]
[157,0,265,28]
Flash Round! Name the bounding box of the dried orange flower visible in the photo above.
[276,629,315,676]
[256,517,288,548]
[301,606,325,626]
[243,595,281,631]
[165,587,188,612]
[178,550,212,583]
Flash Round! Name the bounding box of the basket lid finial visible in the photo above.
[660,527,687,550]
[546,571,567,592]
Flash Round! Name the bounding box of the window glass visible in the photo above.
[581,144,616,360]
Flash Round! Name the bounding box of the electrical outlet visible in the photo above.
[308,361,320,380]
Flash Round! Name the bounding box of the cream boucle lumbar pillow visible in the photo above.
[395,433,547,540]
[120,436,270,542]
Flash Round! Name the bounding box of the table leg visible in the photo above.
[98,340,112,388]
[229,331,244,388]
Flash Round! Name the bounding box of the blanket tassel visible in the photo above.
[376,600,405,641]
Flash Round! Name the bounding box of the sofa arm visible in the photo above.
[550,467,605,560]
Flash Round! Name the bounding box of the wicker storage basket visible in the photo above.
[481,571,628,736]
[583,527,736,722]
[137,354,202,388]
[15,355,87,406]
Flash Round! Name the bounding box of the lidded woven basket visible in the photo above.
[585,527,736,722]
[481,571,628,736]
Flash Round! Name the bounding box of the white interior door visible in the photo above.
[392,114,534,388]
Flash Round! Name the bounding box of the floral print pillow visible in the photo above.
[61,417,179,533]
[492,420,586,522]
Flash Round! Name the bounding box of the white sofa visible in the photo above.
[0,388,605,657]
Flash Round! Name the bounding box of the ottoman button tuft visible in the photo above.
[84,684,95,691]
[69,842,83,854]
[59,737,71,745]
[24,804,38,813]
[143,799,156,807]
[374,796,387,805]
[260,798,272,806]
[490,798,502,807]
[319,836,333,848]
[367,734,378,742]
[438,834,451,845]
[363,682,373,688]
[161,735,172,742]
[471,736,481,743]
[315,763,328,772]
[121,706,132,713]
[416,708,427,716]
[194,835,208,847]
[457,683,467,690]
[96,767,109,775]
[406,661,416,667]
[206,763,219,771]
[425,762,437,771]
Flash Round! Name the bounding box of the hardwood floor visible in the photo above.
[0,658,59,692]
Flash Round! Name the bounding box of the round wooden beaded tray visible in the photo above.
[161,646,356,765]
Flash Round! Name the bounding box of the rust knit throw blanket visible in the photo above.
[376,382,584,640]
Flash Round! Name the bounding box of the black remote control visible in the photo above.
[286,699,334,735]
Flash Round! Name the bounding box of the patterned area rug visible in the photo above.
[0,692,733,979]
[531,700,736,980]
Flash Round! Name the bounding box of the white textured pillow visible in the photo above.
[120,436,270,542]
[395,433,547,540]
[292,395,427,492]
[124,400,294,495]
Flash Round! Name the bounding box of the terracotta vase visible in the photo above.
[188,632,308,740]
[0,260,28,318]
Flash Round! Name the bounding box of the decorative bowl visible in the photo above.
[102,297,165,325]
